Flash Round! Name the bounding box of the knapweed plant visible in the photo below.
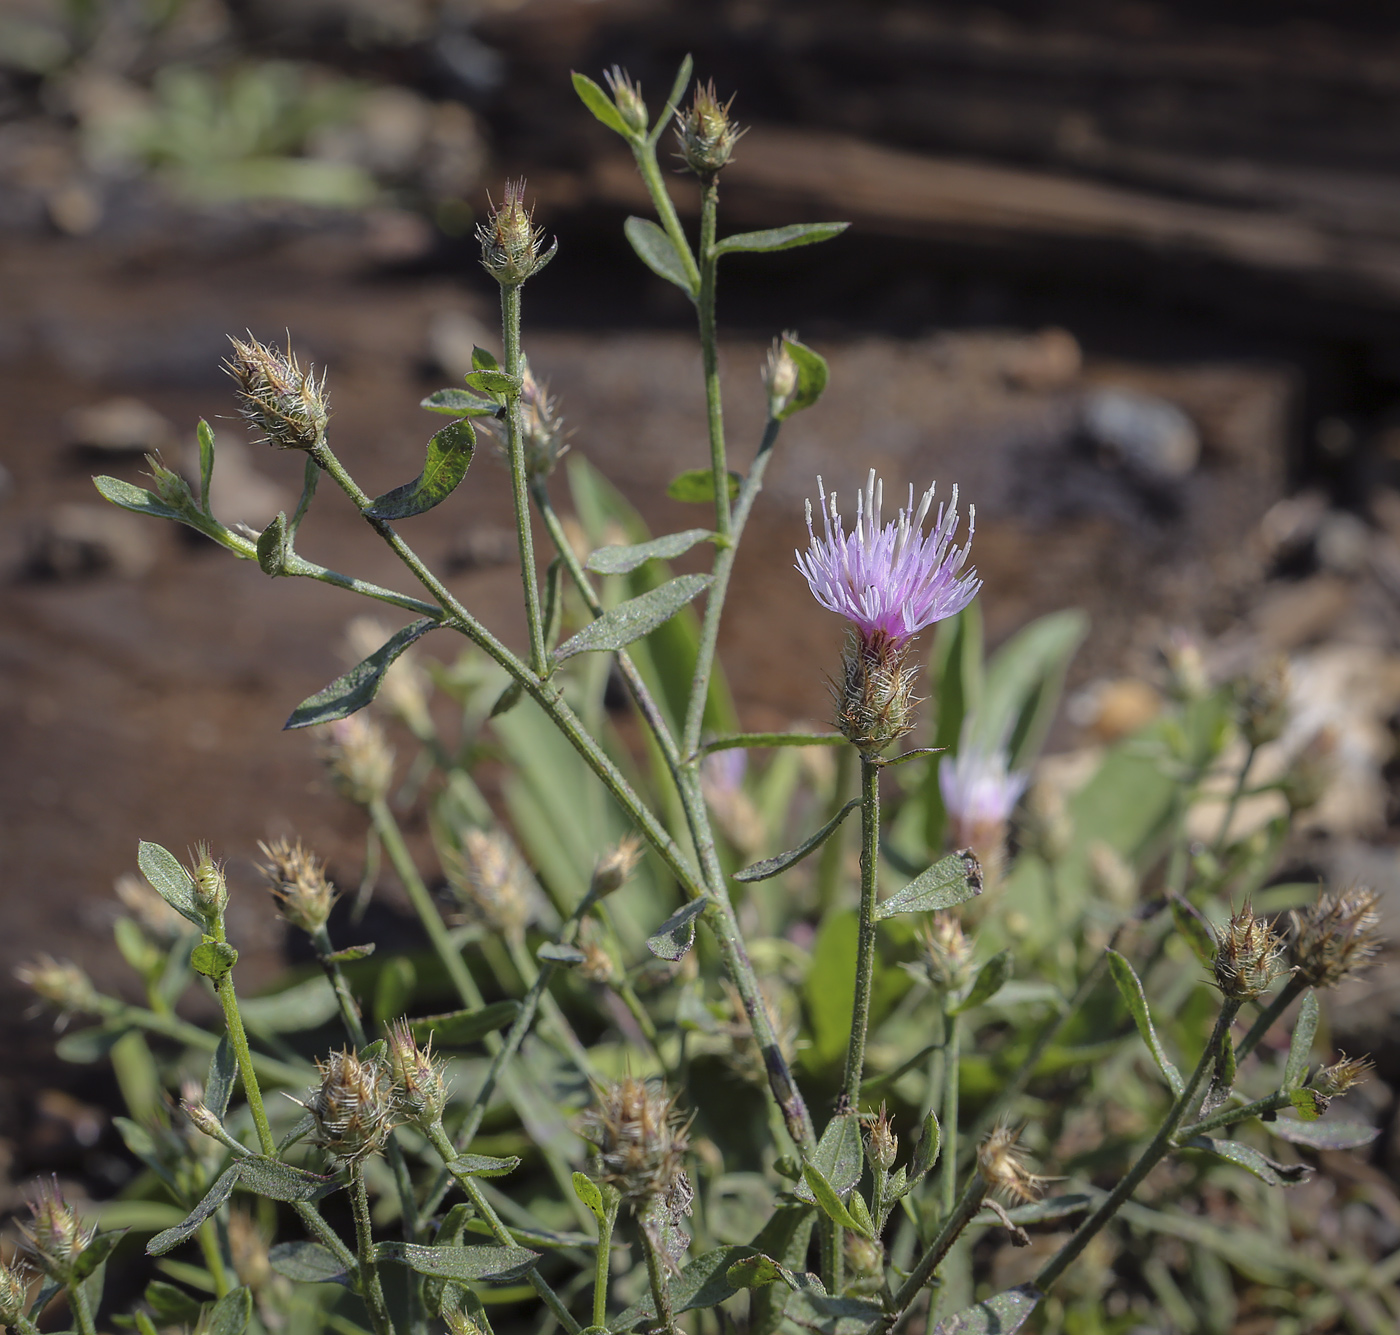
[15,57,1394,1335]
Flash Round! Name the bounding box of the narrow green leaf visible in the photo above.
[420,388,501,418]
[284,617,438,729]
[237,1157,335,1202]
[190,940,238,979]
[490,679,524,719]
[1265,1117,1379,1151]
[554,574,711,661]
[1283,992,1319,1089]
[650,54,693,145]
[777,337,829,420]
[240,975,342,1034]
[268,1241,348,1284]
[366,420,476,521]
[94,475,185,522]
[373,955,416,1025]
[646,897,709,961]
[144,1281,203,1325]
[793,1114,863,1205]
[70,1229,126,1282]
[950,949,1012,1015]
[1170,895,1217,968]
[714,223,849,256]
[572,1172,606,1223]
[801,1163,871,1238]
[375,1241,538,1282]
[909,1109,941,1182]
[1106,950,1184,1097]
[624,216,697,298]
[995,1194,1092,1225]
[137,841,204,928]
[845,1191,875,1239]
[537,942,588,967]
[446,1154,522,1179]
[586,528,714,575]
[933,1285,1041,1335]
[197,420,215,514]
[206,1287,253,1335]
[667,468,741,504]
[876,851,983,920]
[611,1245,756,1331]
[147,1165,241,1255]
[572,71,632,138]
[735,800,859,884]
[409,1000,522,1046]
[206,1036,236,1118]
[56,1025,127,1064]
[1185,1136,1311,1187]
[324,943,375,963]
[784,1290,885,1335]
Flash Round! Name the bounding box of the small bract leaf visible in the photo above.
[777,337,829,421]
[1265,1117,1380,1151]
[793,1114,863,1205]
[409,1000,522,1046]
[1283,992,1319,1090]
[933,1285,1041,1335]
[1170,895,1217,968]
[70,1229,127,1282]
[624,216,696,298]
[268,1240,348,1284]
[1185,1136,1311,1187]
[375,1241,538,1282]
[666,469,742,504]
[572,1172,606,1223]
[138,840,204,928]
[1287,1088,1325,1121]
[197,419,215,514]
[256,512,292,576]
[190,941,238,979]
[909,1109,941,1181]
[713,223,848,256]
[1107,950,1184,1097]
[463,369,520,399]
[585,529,714,575]
[447,1154,522,1179]
[538,942,588,967]
[366,419,476,521]
[647,897,709,961]
[284,617,439,729]
[876,851,982,920]
[572,71,632,138]
[555,575,711,661]
[800,1163,871,1238]
[952,949,1012,1015]
[726,1254,792,1290]
[421,387,501,418]
[735,800,859,884]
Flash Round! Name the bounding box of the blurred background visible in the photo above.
[4,0,1400,1262]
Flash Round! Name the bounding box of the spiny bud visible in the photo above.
[578,1076,690,1205]
[1316,1052,1372,1097]
[865,1102,898,1171]
[674,80,743,179]
[1287,886,1383,989]
[477,180,556,287]
[444,829,535,941]
[226,334,328,452]
[592,835,644,898]
[16,954,101,1021]
[259,837,338,936]
[836,633,917,757]
[976,1126,1046,1204]
[189,843,229,922]
[19,1179,95,1284]
[1213,903,1285,1000]
[306,1048,394,1165]
[0,1258,29,1328]
[1280,729,1334,814]
[1236,655,1291,748]
[920,913,975,994]
[385,1020,449,1128]
[762,336,799,416]
[318,715,394,807]
[604,66,649,135]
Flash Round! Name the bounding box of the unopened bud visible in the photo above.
[1213,903,1285,1000]
[604,66,649,135]
[144,451,196,512]
[1236,655,1291,747]
[674,80,743,179]
[385,1020,449,1128]
[1316,1052,1372,1097]
[259,837,338,935]
[444,828,535,940]
[306,1048,394,1165]
[762,336,799,416]
[319,714,394,807]
[189,843,229,922]
[592,835,643,898]
[844,1231,883,1278]
[579,1076,690,1206]
[1287,886,1383,989]
[19,1179,95,1284]
[16,954,102,1019]
[976,1125,1046,1203]
[477,180,556,287]
[226,335,328,453]
[837,634,916,757]
[920,913,974,994]
[865,1103,898,1171]
[0,1258,29,1327]
[182,1098,225,1142]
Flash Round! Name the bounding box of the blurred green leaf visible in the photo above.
[145,1281,203,1325]
[950,949,1011,1015]
[714,223,848,256]
[776,336,830,420]
[410,1001,521,1047]
[646,898,708,961]
[1283,992,1319,1089]
[804,912,858,1067]
[585,529,714,575]
[205,1036,236,1119]
[933,1285,1041,1335]
[1184,1136,1310,1187]
[197,419,215,513]
[268,1241,348,1284]
[666,469,742,504]
[785,1290,885,1335]
[611,1245,757,1330]
[446,1154,522,1179]
[1170,896,1217,969]
[206,1287,252,1335]
[373,955,417,1025]
[375,1242,538,1282]
[241,975,341,1034]
[1106,950,1184,1096]
[1265,1117,1379,1150]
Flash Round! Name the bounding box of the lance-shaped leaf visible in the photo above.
[934,1285,1041,1335]
[445,1153,522,1179]
[206,1287,253,1335]
[793,1114,862,1205]
[1106,950,1184,1097]
[909,1109,941,1181]
[148,1164,241,1254]
[667,469,742,503]
[572,71,633,138]
[1184,1136,1311,1187]
[375,1241,539,1282]
[145,1281,203,1326]
[538,942,587,967]
[950,949,1012,1015]
[735,801,860,884]
[624,217,697,298]
[284,617,439,729]
[1283,991,1319,1089]
[237,1157,336,1202]
[785,1290,886,1335]
[801,1163,872,1238]
[197,419,216,513]
[876,850,982,920]
[647,897,709,961]
[611,1245,757,1330]
[555,575,711,661]
[138,841,204,928]
[586,528,714,575]
[409,1000,521,1046]
[71,1229,127,1282]
[994,1193,1092,1225]
[713,223,849,256]
[366,420,476,521]
[777,337,829,420]
[205,1037,236,1119]
[269,1241,349,1284]
[421,388,503,418]
[1265,1117,1380,1151]
[94,475,187,523]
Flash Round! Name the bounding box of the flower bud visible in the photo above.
[189,843,229,923]
[920,913,975,994]
[444,829,535,941]
[592,835,643,899]
[577,932,617,985]
[1316,1052,1372,1097]
[182,1098,226,1142]
[1213,903,1285,1000]
[259,837,338,936]
[865,1103,898,1171]
[385,1020,449,1128]
[578,1076,690,1206]
[1235,655,1290,748]
[318,715,394,807]
[844,1231,883,1278]
[836,634,916,757]
[762,336,798,416]
[226,335,328,452]
[1287,886,1383,989]
[604,66,649,135]
[1280,729,1334,814]
[19,1180,95,1284]
[674,80,743,179]
[0,1258,29,1328]
[16,954,101,1020]
[144,451,197,512]
[976,1126,1046,1204]
[477,180,556,287]
[307,1048,394,1165]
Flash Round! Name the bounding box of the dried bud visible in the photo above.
[1287,886,1383,989]
[674,80,743,179]
[577,928,617,986]
[477,180,556,287]
[19,1180,95,1284]
[592,835,644,899]
[1213,903,1286,1000]
[182,1098,226,1142]
[1316,1052,1373,1097]
[920,913,975,994]
[444,829,535,941]
[227,1209,272,1291]
[604,66,649,136]
[319,715,394,807]
[578,1076,690,1205]
[0,1258,29,1328]
[259,837,338,936]
[306,1048,394,1165]
[345,617,433,737]
[1280,729,1334,814]
[763,336,799,416]
[836,634,917,757]
[976,1126,1046,1204]
[15,954,101,1021]
[865,1102,898,1171]
[226,335,328,452]
[1236,655,1291,747]
[385,1020,449,1128]
[189,843,229,922]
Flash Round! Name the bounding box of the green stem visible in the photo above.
[883,1177,988,1334]
[507,934,594,1080]
[67,1280,97,1335]
[593,1192,621,1329]
[1034,999,1242,1292]
[294,1201,360,1275]
[1213,740,1258,854]
[697,179,730,542]
[842,758,882,1108]
[501,284,547,675]
[702,732,844,753]
[210,965,274,1155]
[1234,976,1305,1065]
[1175,1088,1295,1141]
[631,142,702,294]
[639,1217,678,1335]
[197,1218,233,1297]
[939,1011,961,1221]
[350,1165,394,1335]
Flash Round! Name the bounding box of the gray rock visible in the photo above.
[1081,387,1200,480]
[28,503,159,578]
[65,396,174,454]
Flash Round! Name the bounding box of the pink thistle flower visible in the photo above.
[939,746,1029,852]
[796,470,980,648]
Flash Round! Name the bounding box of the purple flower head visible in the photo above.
[796,469,980,648]
[939,746,1030,846]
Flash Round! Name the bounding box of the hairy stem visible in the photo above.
[940,1011,961,1221]
[631,143,701,295]
[68,1280,98,1335]
[697,179,730,541]
[1234,976,1305,1065]
[842,757,882,1107]
[883,1177,988,1334]
[593,1191,621,1329]
[210,966,274,1155]
[639,1217,678,1335]
[350,1165,394,1335]
[501,284,547,675]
